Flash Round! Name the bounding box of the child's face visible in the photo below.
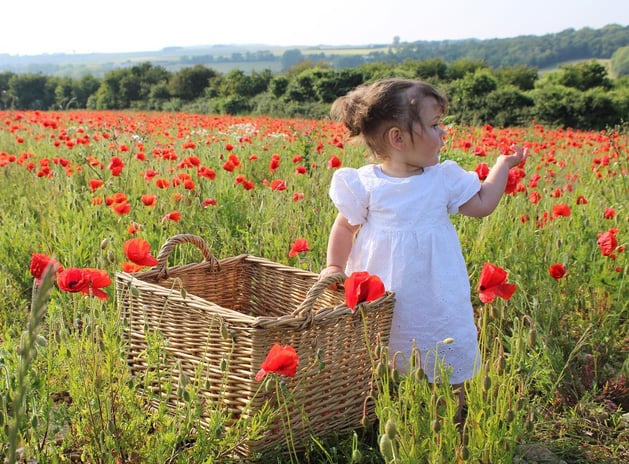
[407,97,446,167]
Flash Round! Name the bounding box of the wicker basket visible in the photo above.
[115,234,395,458]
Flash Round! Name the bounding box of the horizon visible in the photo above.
[2,0,628,57]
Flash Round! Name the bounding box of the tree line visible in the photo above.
[1,56,627,130]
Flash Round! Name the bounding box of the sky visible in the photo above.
[2,0,627,56]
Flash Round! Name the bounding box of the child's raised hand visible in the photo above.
[504,144,529,167]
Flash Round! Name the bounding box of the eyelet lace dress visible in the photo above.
[330,161,482,384]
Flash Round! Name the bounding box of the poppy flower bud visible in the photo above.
[378,434,394,460]
[100,237,110,250]
[483,375,492,392]
[385,417,397,440]
[351,448,363,463]
[527,328,537,346]
[431,419,441,433]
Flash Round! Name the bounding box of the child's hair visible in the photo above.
[330,78,448,157]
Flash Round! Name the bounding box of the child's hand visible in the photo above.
[319,265,345,290]
[504,144,529,168]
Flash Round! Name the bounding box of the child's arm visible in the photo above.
[459,145,528,218]
[320,213,360,278]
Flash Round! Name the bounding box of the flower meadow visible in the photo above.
[0,110,627,463]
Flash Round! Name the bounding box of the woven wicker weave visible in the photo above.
[115,234,395,458]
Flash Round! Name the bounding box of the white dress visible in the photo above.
[330,161,482,384]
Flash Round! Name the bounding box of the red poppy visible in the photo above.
[57,267,111,300]
[603,208,616,219]
[551,203,571,219]
[108,156,124,176]
[141,194,157,206]
[597,228,618,257]
[548,263,567,280]
[202,198,217,207]
[30,253,64,284]
[477,262,516,303]
[113,202,131,215]
[288,238,310,257]
[270,179,287,191]
[123,238,158,267]
[475,162,489,181]
[327,155,341,169]
[344,271,386,312]
[255,343,299,381]
[122,262,145,273]
[163,211,181,222]
[89,179,104,192]
[504,168,526,195]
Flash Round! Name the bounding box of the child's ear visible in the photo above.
[386,126,405,150]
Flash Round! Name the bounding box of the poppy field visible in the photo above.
[0,110,627,463]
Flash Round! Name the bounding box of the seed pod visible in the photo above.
[385,417,397,440]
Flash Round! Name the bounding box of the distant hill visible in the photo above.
[0,24,627,78]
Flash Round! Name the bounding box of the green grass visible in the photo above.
[0,111,627,462]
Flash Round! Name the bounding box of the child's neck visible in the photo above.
[379,162,424,178]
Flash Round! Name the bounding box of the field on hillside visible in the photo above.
[0,111,627,463]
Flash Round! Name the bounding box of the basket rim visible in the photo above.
[115,254,395,329]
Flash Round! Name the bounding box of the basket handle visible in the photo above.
[154,234,219,277]
[292,273,347,317]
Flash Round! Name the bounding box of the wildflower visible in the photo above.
[123,238,158,267]
[255,344,299,381]
[57,267,111,300]
[551,203,571,219]
[548,263,567,280]
[603,208,616,219]
[89,179,104,192]
[30,253,63,285]
[113,202,131,215]
[163,211,181,222]
[108,156,124,176]
[344,271,386,312]
[477,262,516,303]
[327,155,341,169]
[270,179,287,191]
[474,162,489,181]
[202,198,217,207]
[122,262,145,273]
[288,238,310,257]
[141,194,157,206]
[597,228,619,257]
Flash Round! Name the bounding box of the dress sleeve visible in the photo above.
[329,168,369,225]
[442,160,481,214]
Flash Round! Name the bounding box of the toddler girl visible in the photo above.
[320,78,528,420]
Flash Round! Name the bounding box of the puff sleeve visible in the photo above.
[329,168,369,226]
[442,160,481,214]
